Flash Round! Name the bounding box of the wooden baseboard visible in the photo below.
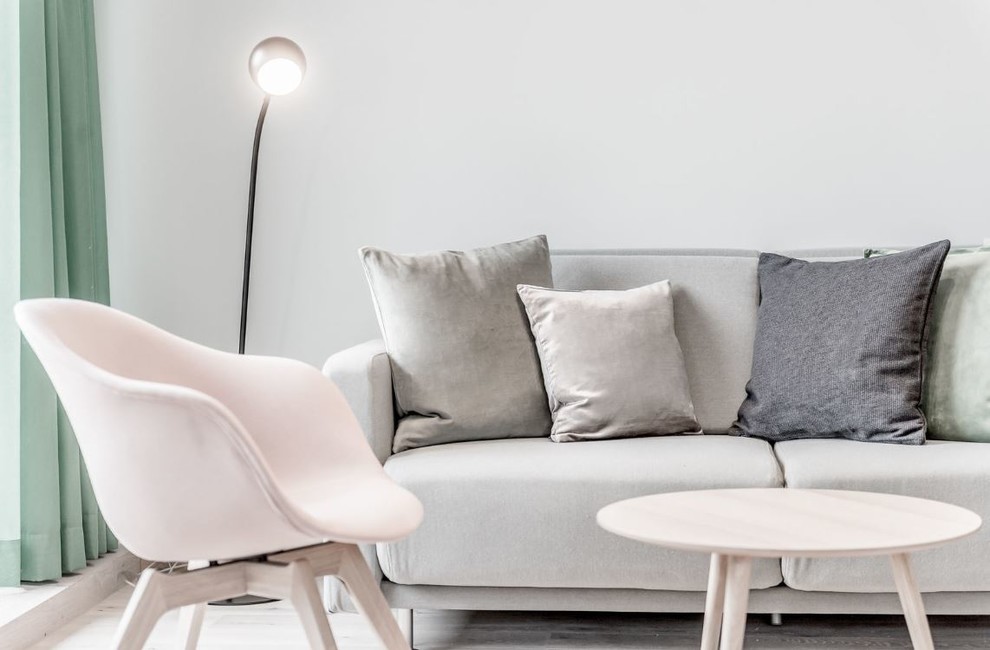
[0,549,141,649]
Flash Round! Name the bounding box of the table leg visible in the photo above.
[701,553,728,650]
[718,556,752,650]
[890,553,934,650]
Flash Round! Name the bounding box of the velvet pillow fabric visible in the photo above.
[360,236,553,452]
[731,240,950,444]
[516,281,702,442]
[866,246,990,442]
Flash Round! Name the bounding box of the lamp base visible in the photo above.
[209,594,279,606]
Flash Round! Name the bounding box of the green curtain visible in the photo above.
[1,0,118,587]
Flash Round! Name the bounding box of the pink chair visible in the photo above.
[14,298,423,649]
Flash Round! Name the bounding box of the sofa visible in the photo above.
[322,247,990,619]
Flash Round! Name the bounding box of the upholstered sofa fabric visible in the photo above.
[732,241,950,444]
[550,251,760,433]
[517,281,701,442]
[775,438,990,592]
[379,435,783,590]
[360,236,553,452]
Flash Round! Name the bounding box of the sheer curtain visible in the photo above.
[1,0,118,586]
[0,0,22,589]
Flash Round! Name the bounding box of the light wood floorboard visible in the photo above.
[32,586,990,649]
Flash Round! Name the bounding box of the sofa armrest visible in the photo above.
[322,339,395,465]
[322,339,395,612]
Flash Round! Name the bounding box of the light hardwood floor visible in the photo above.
[32,586,990,649]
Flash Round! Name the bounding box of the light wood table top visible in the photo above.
[597,488,982,558]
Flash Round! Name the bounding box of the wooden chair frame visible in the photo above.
[112,542,408,650]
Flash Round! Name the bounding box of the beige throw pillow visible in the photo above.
[516,281,702,442]
[361,235,553,453]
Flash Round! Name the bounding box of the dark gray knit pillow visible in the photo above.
[731,240,950,444]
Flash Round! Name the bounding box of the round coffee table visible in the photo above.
[597,488,981,650]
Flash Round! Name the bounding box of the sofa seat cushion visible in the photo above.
[379,435,783,590]
[776,439,990,592]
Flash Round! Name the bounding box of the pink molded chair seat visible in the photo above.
[15,298,422,649]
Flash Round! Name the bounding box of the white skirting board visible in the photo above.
[0,549,141,649]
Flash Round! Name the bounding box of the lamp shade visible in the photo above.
[249,37,306,96]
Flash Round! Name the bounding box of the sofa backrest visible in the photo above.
[550,247,862,433]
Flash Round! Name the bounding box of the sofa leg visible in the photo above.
[393,608,413,647]
[769,613,783,626]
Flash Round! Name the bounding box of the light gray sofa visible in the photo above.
[323,248,990,621]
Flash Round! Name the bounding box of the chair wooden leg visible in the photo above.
[175,603,206,649]
[175,560,209,650]
[287,559,338,650]
[112,568,168,650]
[337,545,410,650]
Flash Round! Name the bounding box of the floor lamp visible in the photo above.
[216,37,306,608]
[239,36,306,354]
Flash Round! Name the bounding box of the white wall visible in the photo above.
[95,1,990,366]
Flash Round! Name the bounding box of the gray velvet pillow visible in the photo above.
[517,281,702,443]
[731,240,950,444]
[360,235,553,453]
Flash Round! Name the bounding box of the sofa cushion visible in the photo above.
[361,236,553,453]
[776,438,990,592]
[867,246,990,442]
[732,241,950,444]
[550,252,760,432]
[516,281,701,442]
[379,435,783,590]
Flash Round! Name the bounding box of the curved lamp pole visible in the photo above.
[214,39,307,608]
[239,36,306,354]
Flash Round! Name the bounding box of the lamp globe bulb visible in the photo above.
[249,37,306,96]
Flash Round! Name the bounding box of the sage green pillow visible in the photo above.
[865,246,990,442]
